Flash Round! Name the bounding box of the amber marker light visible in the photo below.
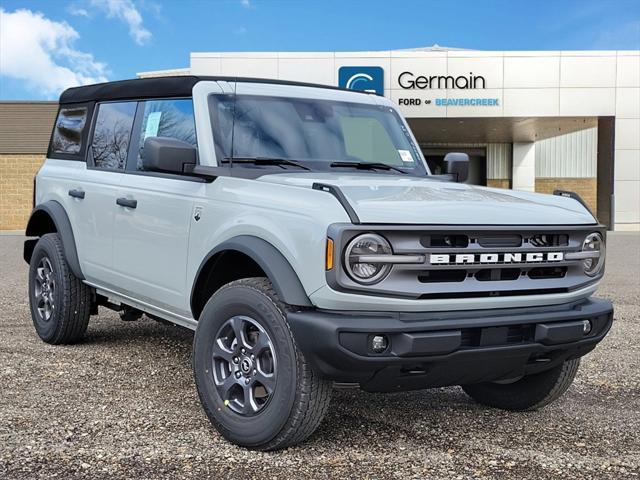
[326,238,334,270]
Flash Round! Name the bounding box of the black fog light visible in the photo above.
[371,334,389,353]
[582,320,592,335]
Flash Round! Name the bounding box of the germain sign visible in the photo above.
[338,66,384,95]
[398,71,486,90]
[395,70,499,108]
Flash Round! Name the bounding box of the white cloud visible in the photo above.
[0,8,108,97]
[90,0,151,45]
[240,0,251,8]
[68,5,90,17]
[233,26,247,35]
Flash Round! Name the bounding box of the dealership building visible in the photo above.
[0,47,638,232]
[140,47,640,231]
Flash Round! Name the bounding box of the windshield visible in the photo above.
[209,94,429,176]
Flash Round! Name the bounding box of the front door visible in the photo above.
[111,98,200,316]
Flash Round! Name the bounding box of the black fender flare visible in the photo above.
[24,200,84,279]
[191,235,312,315]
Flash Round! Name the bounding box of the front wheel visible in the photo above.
[462,358,580,411]
[193,278,332,450]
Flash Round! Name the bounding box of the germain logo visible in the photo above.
[398,71,486,89]
[430,252,564,265]
[338,66,384,95]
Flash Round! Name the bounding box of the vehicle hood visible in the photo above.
[256,172,597,225]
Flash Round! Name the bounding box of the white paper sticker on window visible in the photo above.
[398,149,414,163]
[144,112,162,139]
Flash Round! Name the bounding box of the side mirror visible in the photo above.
[142,137,196,174]
[444,152,469,183]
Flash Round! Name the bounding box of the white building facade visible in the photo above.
[141,48,640,230]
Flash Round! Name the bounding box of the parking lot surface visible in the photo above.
[1,234,638,479]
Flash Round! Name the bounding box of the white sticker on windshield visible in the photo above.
[144,112,162,139]
[398,149,414,163]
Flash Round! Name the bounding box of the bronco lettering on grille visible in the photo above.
[430,252,564,265]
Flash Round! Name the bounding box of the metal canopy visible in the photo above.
[407,116,598,144]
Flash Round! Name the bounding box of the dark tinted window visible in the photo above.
[136,99,196,170]
[91,102,137,170]
[51,106,88,155]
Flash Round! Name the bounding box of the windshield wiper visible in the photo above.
[330,161,407,174]
[224,156,311,171]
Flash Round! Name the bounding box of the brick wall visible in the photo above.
[0,154,45,231]
[535,178,597,215]
[486,179,511,189]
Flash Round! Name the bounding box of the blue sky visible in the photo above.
[1,0,639,100]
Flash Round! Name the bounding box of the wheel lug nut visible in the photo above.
[245,378,250,385]
[232,357,239,364]
[241,348,246,354]
[251,354,255,360]
[235,372,241,378]
[253,369,257,375]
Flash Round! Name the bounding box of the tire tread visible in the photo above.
[208,277,332,450]
[30,233,91,344]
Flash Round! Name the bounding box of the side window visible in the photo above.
[90,102,137,170]
[136,99,196,170]
[51,106,88,156]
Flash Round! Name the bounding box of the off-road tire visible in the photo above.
[193,277,332,450]
[462,358,580,411]
[28,233,91,344]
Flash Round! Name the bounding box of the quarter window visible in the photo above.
[51,106,88,155]
[136,99,196,170]
[91,102,137,170]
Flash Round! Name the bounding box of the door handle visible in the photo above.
[116,197,137,209]
[68,189,85,199]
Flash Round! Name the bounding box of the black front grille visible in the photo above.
[477,234,522,248]
[475,268,521,281]
[418,270,467,283]
[331,225,597,300]
[529,234,569,247]
[420,234,469,248]
[528,266,567,279]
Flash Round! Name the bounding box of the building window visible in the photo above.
[136,99,196,170]
[51,107,88,155]
[91,102,137,170]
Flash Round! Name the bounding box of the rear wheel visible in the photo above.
[28,233,91,344]
[462,358,580,411]
[193,277,332,450]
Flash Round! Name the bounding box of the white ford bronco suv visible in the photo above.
[25,76,613,450]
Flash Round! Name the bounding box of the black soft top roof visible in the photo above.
[59,75,367,104]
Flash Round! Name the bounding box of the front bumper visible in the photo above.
[287,297,613,392]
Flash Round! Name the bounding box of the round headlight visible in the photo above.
[582,232,605,276]
[344,233,392,284]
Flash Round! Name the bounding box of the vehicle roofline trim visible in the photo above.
[59,75,375,104]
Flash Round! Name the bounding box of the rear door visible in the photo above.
[47,102,136,288]
[111,98,202,316]
[79,101,137,287]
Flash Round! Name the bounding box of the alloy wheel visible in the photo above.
[212,315,277,416]
[34,256,55,322]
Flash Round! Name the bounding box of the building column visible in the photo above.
[512,142,536,192]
